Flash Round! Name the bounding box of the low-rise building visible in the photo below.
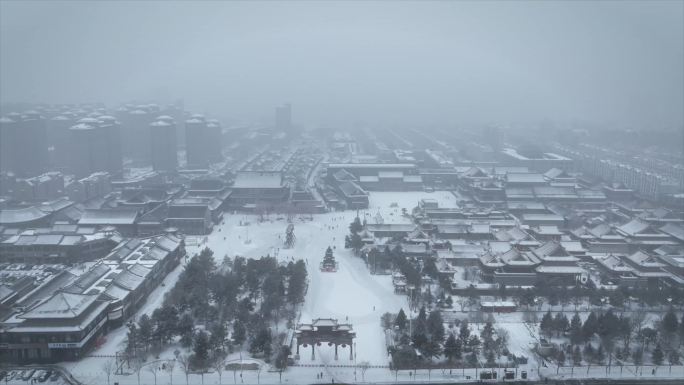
[0,233,184,363]
[0,226,121,264]
[229,171,290,210]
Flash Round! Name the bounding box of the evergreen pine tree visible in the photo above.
[178,313,195,347]
[459,321,470,344]
[554,313,569,337]
[287,260,308,304]
[582,312,598,341]
[138,314,152,352]
[662,309,679,335]
[481,322,495,351]
[466,352,478,367]
[486,350,496,367]
[427,310,445,343]
[444,334,461,361]
[557,350,566,366]
[570,312,583,345]
[350,233,363,255]
[540,311,554,337]
[232,319,246,346]
[468,335,481,350]
[668,350,680,366]
[209,322,227,351]
[395,308,408,331]
[193,330,210,369]
[274,345,291,382]
[652,344,664,365]
[573,345,582,366]
[349,217,363,234]
[422,339,442,361]
[126,322,139,358]
[596,344,605,364]
[412,307,429,350]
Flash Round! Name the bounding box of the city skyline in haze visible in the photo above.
[1,0,682,130]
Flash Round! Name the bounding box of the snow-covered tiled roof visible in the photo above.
[0,206,51,225]
[79,209,139,225]
[660,223,684,242]
[616,219,651,236]
[233,172,283,189]
[19,292,99,320]
[506,173,546,184]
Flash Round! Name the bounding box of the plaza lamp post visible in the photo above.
[353,342,357,381]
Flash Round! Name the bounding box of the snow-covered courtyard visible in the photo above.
[56,191,684,384]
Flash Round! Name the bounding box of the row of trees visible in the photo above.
[125,247,308,379]
[345,216,365,255]
[514,281,684,310]
[390,307,445,369]
[389,309,513,371]
[388,306,512,370]
[539,308,684,371]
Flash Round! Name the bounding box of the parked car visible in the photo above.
[22,369,36,381]
[39,370,52,382]
[33,370,45,381]
[6,371,18,381]
[50,371,61,382]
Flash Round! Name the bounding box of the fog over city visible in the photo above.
[2,2,684,385]
[1,0,682,128]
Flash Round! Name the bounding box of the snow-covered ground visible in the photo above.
[59,190,683,384]
[185,192,446,365]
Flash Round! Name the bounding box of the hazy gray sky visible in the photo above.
[1,0,682,129]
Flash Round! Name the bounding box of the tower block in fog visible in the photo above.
[50,114,75,169]
[185,115,222,168]
[0,115,18,174]
[0,111,49,176]
[150,118,178,172]
[68,121,108,179]
[118,104,159,164]
[97,115,123,176]
[275,103,292,132]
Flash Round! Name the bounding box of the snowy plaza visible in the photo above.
[38,191,679,384]
[58,191,540,384]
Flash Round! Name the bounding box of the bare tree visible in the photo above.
[178,354,192,385]
[631,310,648,337]
[211,353,226,385]
[457,297,468,312]
[358,361,370,381]
[145,364,158,385]
[130,357,144,385]
[164,359,176,385]
[231,363,239,384]
[101,358,117,385]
